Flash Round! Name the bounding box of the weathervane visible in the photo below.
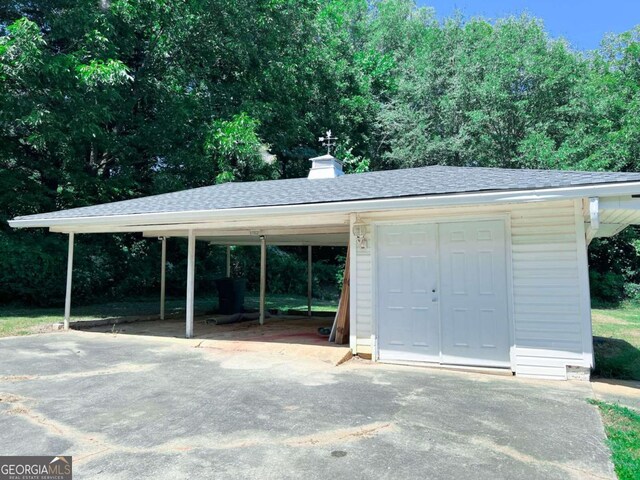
[319,130,337,155]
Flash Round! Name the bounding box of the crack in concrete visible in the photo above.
[397,421,612,480]
[0,392,26,403]
[3,394,396,465]
[285,422,395,446]
[468,436,613,480]
[145,421,397,452]
[2,396,139,462]
[4,396,610,478]
[0,375,37,382]
[3,398,70,437]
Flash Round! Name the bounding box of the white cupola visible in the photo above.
[308,153,344,179]
[309,130,344,179]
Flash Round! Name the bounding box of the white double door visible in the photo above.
[377,220,510,368]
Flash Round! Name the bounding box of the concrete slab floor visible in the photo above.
[79,315,334,343]
[78,315,351,365]
[0,331,615,480]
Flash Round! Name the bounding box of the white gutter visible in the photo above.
[8,181,640,230]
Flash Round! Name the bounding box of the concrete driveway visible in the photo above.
[0,331,613,479]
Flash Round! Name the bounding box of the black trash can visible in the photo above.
[215,277,246,314]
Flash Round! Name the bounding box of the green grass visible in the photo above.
[0,293,337,338]
[0,311,69,337]
[589,400,640,480]
[592,303,640,380]
[244,293,337,313]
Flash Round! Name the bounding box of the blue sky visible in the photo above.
[417,1,640,50]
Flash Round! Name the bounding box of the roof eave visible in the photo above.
[9,181,640,231]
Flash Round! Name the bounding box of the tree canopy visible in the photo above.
[1,0,639,305]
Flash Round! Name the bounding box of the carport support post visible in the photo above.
[186,230,196,338]
[226,245,231,277]
[160,237,166,320]
[63,232,74,330]
[259,235,266,325]
[307,246,312,316]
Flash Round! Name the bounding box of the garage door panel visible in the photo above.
[410,255,430,293]
[450,230,466,242]
[439,220,510,367]
[450,252,467,294]
[411,306,437,348]
[379,306,408,346]
[385,231,403,246]
[479,309,498,348]
[409,231,428,245]
[452,308,471,347]
[477,251,495,294]
[377,224,440,362]
[384,256,404,293]
[377,220,511,368]
[477,229,493,241]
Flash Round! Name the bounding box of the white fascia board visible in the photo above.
[141,225,349,238]
[205,239,348,247]
[8,181,640,231]
[599,196,640,210]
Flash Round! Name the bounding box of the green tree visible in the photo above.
[378,15,585,169]
[1,1,640,305]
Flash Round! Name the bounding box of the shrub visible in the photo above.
[590,270,626,305]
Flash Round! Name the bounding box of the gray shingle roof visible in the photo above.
[13,165,640,221]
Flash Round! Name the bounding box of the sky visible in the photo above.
[417,1,640,50]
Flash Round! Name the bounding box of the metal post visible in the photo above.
[160,237,166,320]
[63,232,74,330]
[186,230,196,338]
[307,245,312,317]
[226,245,231,277]
[259,236,266,325]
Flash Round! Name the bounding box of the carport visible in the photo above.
[8,154,355,345]
[145,226,348,333]
[58,216,350,339]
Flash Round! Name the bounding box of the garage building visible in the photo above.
[10,154,640,380]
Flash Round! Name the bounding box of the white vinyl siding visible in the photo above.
[510,201,591,379]
[351,199,592,379]
[352,226,374,353]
